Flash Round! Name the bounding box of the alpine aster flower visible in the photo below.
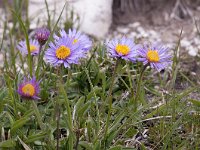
[68,29,92,51]
[35,28,50,45]
[137,43,172,71]
[54,28,92,52]
[44,36,84,68]
[106,37,140,62]
[17,77,40,100]
[17,39,40,55]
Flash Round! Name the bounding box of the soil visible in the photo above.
[109,0,200,91]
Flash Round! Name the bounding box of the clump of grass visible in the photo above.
[0,1,200,150]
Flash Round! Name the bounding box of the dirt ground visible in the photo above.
[109,1,200,89]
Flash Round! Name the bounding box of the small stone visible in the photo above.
[149,30,158,37]
[191,72,196,76]
[181,39,191,47]
[188,47,198,56]
[137,27,145,34]
[116,26,130,34]
[0,53,3,68]
[128,22,140,28]
[130,32,137,37]
[194,37,200,45]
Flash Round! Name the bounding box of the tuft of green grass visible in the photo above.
[0,1,200,150]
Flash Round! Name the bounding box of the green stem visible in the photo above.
[11,10,33,77]
[4,73,17,118]
[56,67,61,150]
[127,63,135,104]
[56,100,60,150]
[59,69,74,149]
[45,0,51,30]
[104,59,119,148]
[31,101,44,130]
[31,73,55,149]
[134,64,147,111]
[84,67,100,134]
[36,45,43,78]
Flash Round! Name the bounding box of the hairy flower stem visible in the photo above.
[56,101,60,150]
[59,69,74,149]
[104,59,119,148]
[31,101,44,130]
[84,67,100,132]
[134,64,148,111]
[55,67,62,150]
[36,45,43,78]
[127,63,135,104]
[31,90,53,148]
[56,68,61,150]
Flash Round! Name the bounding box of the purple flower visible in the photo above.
[35,28,50,45]
[68,29,92,51]
[44,35,85,68]
[17,39,40,55]
[106,37,140,62]
[17,77,40,100]
[137,43,172,71]
[54,29,92,52]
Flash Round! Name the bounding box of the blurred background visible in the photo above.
[0,0,200,79]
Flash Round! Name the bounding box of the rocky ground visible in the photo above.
[108,19,200,57]
[0,1,200,86]
[107,16,200,86]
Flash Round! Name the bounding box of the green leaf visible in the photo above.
[86,86,102,100]
[125,128,138,138]
[189,99,200,107]
[107,129,121,147]
[108,146,122,150]
[11,116,30,134]
[10,110,33,134]
[10,9,33,76]
[0,139,16,148]
[79,141,93,150]
[4,111,15,125]
[18,136,32,150]
[122,148,137,150]
[108,112,125,134]
[74,96,85,115]
[25,132,47,143]
[94,141,101,150]
[77,101,91,118]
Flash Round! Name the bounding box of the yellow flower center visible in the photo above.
[56,45,71,59]
[22,83,35,96]
[29,45,37,52]
[115,44,130,55]
[73,39,78,44]
[147,50,160,62]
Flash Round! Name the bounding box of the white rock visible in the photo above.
[116,26,130,34]
[142,33,148,38]
[29,0,67,27]
[181,39,191,47]
[149,30,158,37]
[136,26,145,34]
[188,47,198,56]
[0,53,3,68]
[194,37,200,45]
[130,32,137,38]
[128,22,140,28]
[71,0,113,39]
[29,0,113,39]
